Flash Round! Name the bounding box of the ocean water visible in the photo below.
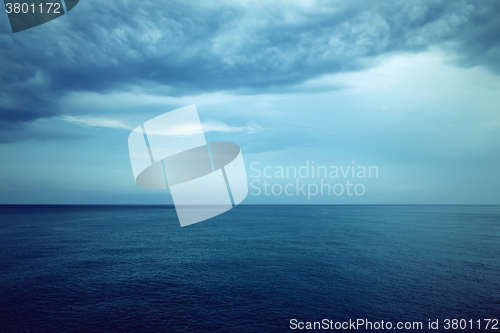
[0,205,499,332]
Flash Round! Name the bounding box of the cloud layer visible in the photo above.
[1,0,500,142]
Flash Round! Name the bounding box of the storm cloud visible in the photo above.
[1,0,500,141]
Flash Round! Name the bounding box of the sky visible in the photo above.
[0,0,499,204]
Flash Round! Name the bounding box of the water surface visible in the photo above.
[1,205,499,332]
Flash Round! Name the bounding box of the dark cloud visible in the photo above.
[1,0,499,139]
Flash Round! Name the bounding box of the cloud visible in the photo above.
[138,121,261,137]
[1,0,500,141]
[60,114,260,137]
[202,121,261,134]
[61,115,131,130]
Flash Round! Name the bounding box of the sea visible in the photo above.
[0,205,499,332]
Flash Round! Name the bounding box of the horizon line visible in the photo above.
[0,204,499,206]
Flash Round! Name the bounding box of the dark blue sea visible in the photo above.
[0,205,499,332]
